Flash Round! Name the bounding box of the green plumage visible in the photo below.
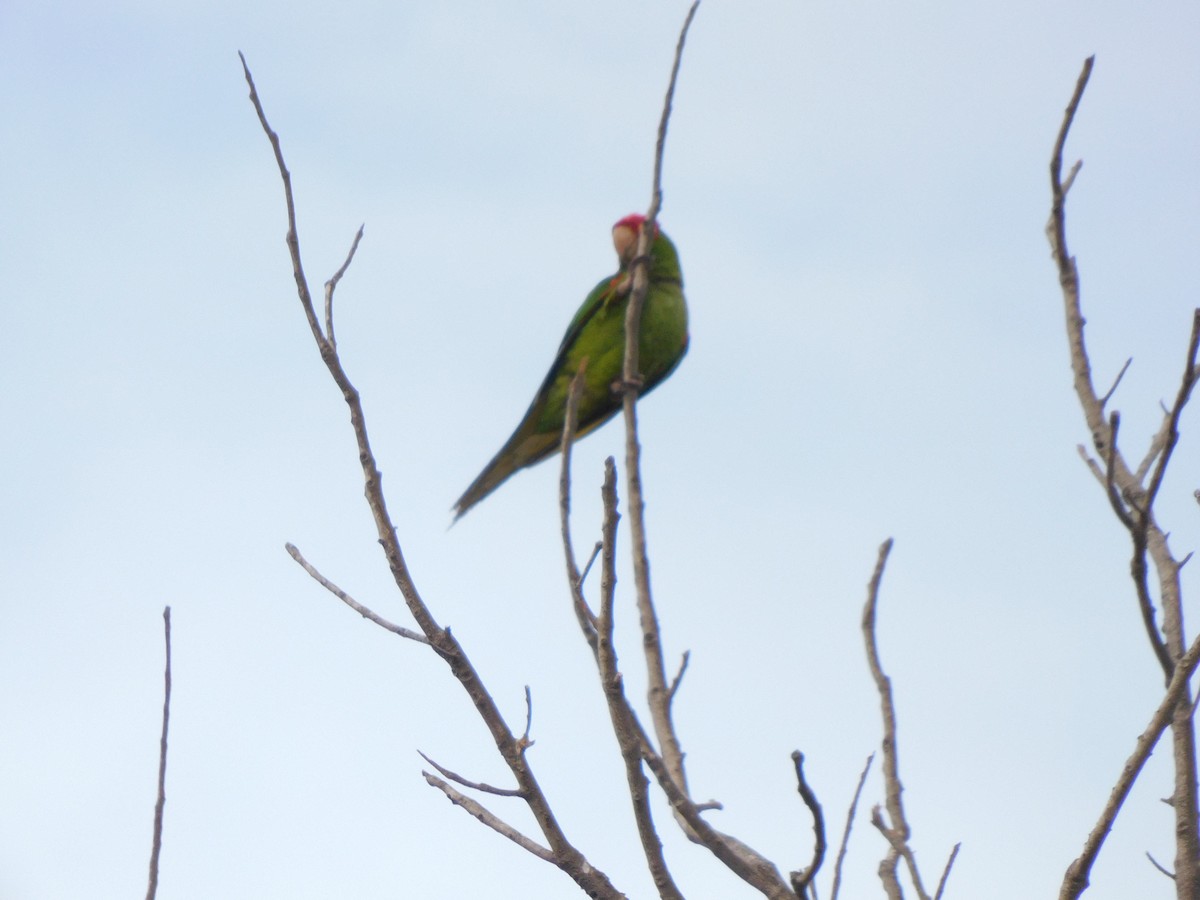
[453,215,688,520]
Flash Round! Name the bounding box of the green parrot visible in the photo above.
[452,213,688,520]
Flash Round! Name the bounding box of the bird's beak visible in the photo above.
[611,223,638,266]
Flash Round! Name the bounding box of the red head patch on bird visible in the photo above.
[611,213,657,263]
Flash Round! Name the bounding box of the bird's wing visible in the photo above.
[528,272,624,402]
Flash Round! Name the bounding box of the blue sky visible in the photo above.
[2,1,1198,898]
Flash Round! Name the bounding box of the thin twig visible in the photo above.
[285,543,430,645]
[1048,55,1200,895]
[417,750,524,798]
[1047,56,1115,486]
[1048,56,1093,310]
[239,52,324,349]
[1100,357,1132,409]
[422,771,555,862]
[1145,851,1174,880]
[830,754,875,900]
[789,751,827,897]
[621,0,700,815]
[649,0,701,219]
[934,842,961,900]
[667,651,690,707]
[1061,159,1082,198]
[862,539,931,900]
[145,607,171,900]
[323,225,364,350]
[560,366,599,652]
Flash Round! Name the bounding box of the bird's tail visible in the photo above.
[452,452,516,522]
[451,429,561,522]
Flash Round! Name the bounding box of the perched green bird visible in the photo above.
[453,213,689,520]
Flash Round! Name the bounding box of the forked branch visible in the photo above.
[241,53,623,900]
[1048,54,1200,898]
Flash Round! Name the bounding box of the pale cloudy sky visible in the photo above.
[2,1,1198,898]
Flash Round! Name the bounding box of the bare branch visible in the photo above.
[862,538,931,900]
[522,685,534,747]
[285,543,430,645]
[238,51,326,350]
[243,55,623,898]
[579,655,793,898]
[548,14,789,894]
[1048,56,1118,477]
[789,751,827,897]
[830,754,874,900]
[145,606,171,900]
[593,460,683,900]
[667,651,690,707]
[1049,55,1182,687]
[422,771,555,862]
[579,541,603,590]
[621,0,701,816]
[605,10,795,881]
[1048,55,1200,894]
[1060,627,1200,899]
[649,0,701,220]
[417,750,523,798]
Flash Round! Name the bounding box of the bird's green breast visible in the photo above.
[535,232,688,436]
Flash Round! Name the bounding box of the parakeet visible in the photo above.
[452,213,688,520]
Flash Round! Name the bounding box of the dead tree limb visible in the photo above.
[1048,54,1200,899]
[241,53,624,900]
